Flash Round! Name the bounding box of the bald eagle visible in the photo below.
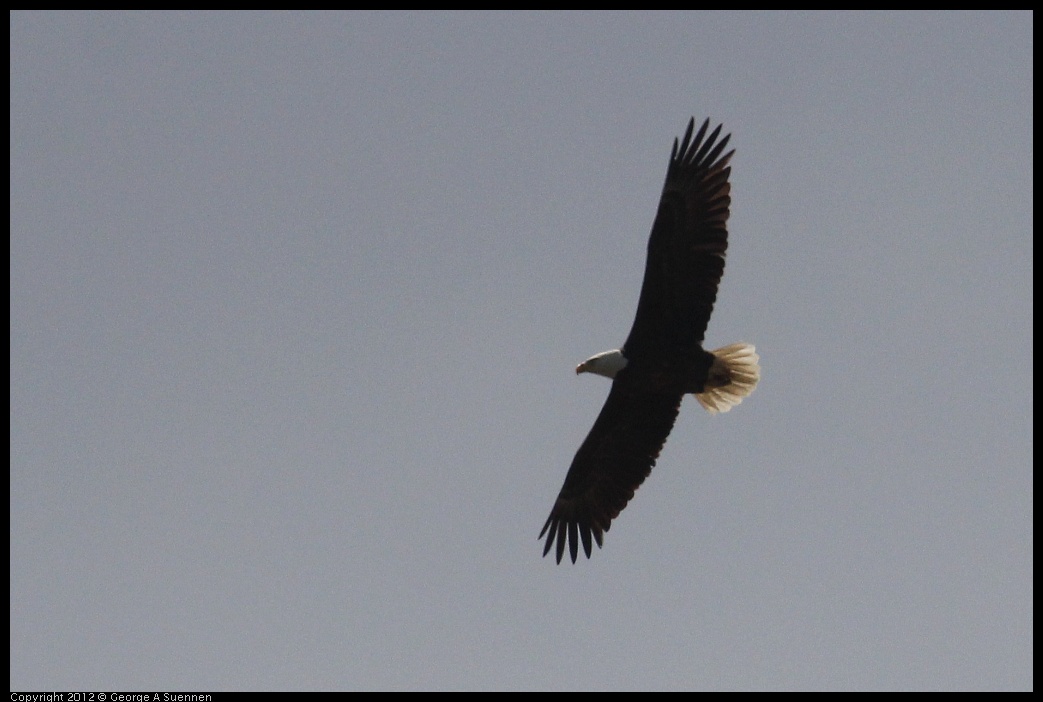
[540,118,760,564]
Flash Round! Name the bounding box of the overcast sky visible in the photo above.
[10,11,1032,691]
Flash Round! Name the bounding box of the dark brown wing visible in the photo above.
[622,118,733,359]
[540,373,683,563]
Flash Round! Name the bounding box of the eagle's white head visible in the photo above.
[576,349,628,379]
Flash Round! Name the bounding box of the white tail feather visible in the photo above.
[696,343,760,414]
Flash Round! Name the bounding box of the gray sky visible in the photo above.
[10,11,1032,691]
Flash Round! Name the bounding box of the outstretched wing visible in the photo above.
[622,118,734,359]
[540,374,683,564]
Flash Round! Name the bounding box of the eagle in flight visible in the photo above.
[540,117,760,563]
